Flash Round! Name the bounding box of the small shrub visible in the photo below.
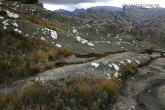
[63,87,73,98]
[62,46,73,57]
[120,63,138,78]
[100,78,118,102]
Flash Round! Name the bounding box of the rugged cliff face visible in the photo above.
[0,0,165,110]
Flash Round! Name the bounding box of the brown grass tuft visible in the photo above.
[121,62,138,78]
[91,102,99,110]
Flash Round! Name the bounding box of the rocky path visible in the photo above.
[112,57,165,110]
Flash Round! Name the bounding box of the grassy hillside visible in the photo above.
[0,29,72,84]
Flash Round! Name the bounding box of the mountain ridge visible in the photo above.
[55,6,165,31]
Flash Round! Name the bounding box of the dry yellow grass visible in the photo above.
[0,29,73,84]
[0,75,120,110]
[91,102,99,110]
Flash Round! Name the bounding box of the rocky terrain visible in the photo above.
[79,6,165,31]
[56,6,165,31]
[0,0,165,109]
[54,8,86,16]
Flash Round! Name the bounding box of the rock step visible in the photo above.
[55,51,125,67]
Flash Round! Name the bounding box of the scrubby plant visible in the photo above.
[0,29,73,84]
[120,62,138,78]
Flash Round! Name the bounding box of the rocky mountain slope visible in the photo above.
[79,6,165,31]
[0,0,165,109]
[54,8,86,16]
[56,6,165,31]
[1,1,165,55]
[54,6,122,16]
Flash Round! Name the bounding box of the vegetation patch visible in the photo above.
[120,62,138,79]
[0,75,121,110]
[0,29,73,84]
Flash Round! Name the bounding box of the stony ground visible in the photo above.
[112,57,165,110]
